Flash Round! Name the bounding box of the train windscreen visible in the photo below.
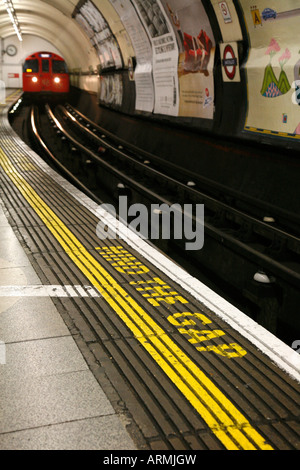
[23,59,38,73]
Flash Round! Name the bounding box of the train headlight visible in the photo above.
[54,77,60,84]
[32,77,38,83]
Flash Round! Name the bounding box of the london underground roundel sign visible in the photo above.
[222,44,237,80]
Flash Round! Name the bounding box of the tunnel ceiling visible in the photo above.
[0,0,99,68]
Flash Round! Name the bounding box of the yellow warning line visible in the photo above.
[9,89,21,96]
[245,126,300,140]
[5,89,22,101]
[0,147,273,450]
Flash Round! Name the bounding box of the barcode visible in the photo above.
[173,86,177,106]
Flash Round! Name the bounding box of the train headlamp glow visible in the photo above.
[32,77,38,83]
[54,77,60,84]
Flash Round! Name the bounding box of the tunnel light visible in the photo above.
[3,0,22,42]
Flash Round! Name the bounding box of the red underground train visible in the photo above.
[23,51,69,98]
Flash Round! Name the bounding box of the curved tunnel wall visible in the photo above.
[0,35,63,88]
[70,0,300,151]
[0,0,99,79]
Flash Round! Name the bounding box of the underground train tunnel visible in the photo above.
[0,0,299,453]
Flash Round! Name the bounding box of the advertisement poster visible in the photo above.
[131,0,180,116]
[93,0,135,68]
[161,0,216,118]
[110,0,155,112]
[75,0,123,71]
[239,0,300,138]
[99,74,123,106]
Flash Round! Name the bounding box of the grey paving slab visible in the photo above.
[0,226,32,268]
[0,265,28,286]
[0,337,88,381]
[0,214,10,227]
[0,415,136,450]
[0,205,10,227]
[0,296,70,343]
[0,264,41,286]
[0,370,115,434]
[0,260,29,314]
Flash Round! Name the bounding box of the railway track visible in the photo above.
[10,100,300,342]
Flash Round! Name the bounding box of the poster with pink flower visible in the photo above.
[239,0,300,139]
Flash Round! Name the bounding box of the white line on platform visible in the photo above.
[0,285,101,297]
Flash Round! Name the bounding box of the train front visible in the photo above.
[23,52,69,101]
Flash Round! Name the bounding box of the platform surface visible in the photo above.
[0,200,136,450]
[0,90,299,451]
